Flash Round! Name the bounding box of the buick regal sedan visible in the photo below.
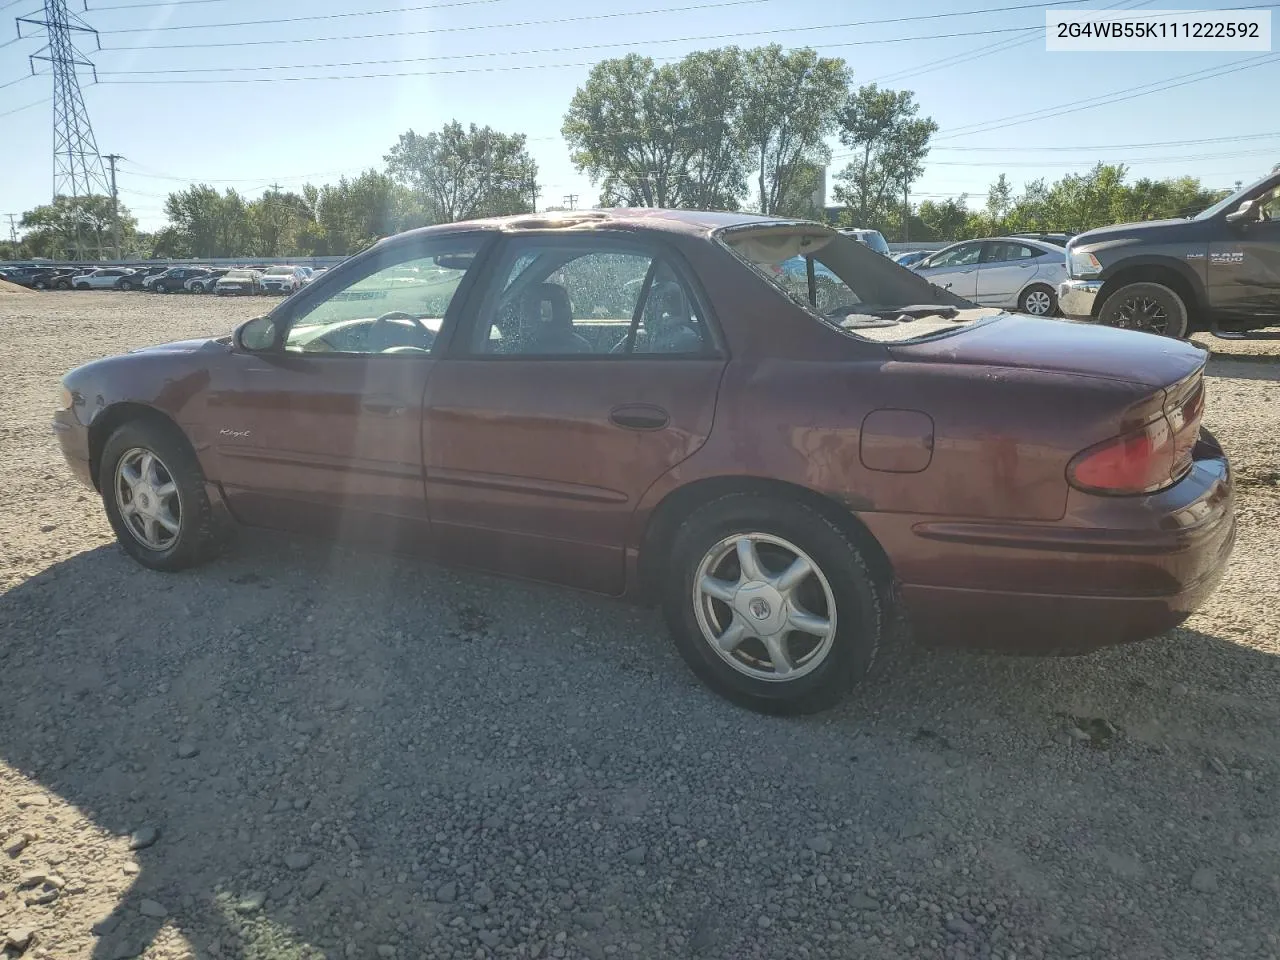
[54,210,1235,713]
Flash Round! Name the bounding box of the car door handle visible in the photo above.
[609,403,670,430]
[362,397,408,417]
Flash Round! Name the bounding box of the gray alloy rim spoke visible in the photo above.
[692,532,838,684]
[114,447,182,552]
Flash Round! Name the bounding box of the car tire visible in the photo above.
[1018,283,1057,317]
[55,279,70,290]
[33,280,48,290]
[99,418,227,572]
[118,279,133,291]
[663,494,884,715]
[1097,281,1189,338]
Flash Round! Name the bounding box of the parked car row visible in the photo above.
[0,263,325,295]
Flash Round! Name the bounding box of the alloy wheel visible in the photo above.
[1024,290,1052,315]
[692,532,837,682]
[1113,295,1169,333]
[114,447,182,551]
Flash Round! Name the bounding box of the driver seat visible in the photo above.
[643,281,702,354]
[523,283,590,354]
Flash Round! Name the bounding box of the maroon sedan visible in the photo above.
[54,210,1235,713]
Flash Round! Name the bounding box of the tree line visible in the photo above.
[0,44,1236,261]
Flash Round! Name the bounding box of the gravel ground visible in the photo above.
[2,292,1279,960]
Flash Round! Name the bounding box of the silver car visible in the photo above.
[912,237,1067,316]
[70,267,138,291]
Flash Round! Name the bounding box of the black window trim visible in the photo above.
[440,230,727,362]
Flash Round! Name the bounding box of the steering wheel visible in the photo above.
[368,311,432,352]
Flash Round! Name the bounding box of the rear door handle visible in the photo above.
[609,403,670,430]
[362,397,408,417]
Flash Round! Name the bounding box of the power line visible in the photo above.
[0,96,51,118]
[932,131,1280,153]
[97,0,778,42]
[934,52,1280,140]
[95,0,570,32]
[96,0,1067,52]
[95,25,1046,76]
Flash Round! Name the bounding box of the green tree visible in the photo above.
[164,185,255,257]
[832,84,937,227]
[385,121,537,222]
[985,173,1013,226]
[916,196,972,241]
[19,195,134,259]
[308,170,405,255]
[563,49,749,209]
[248,187,312,256]
[740,45,849,215]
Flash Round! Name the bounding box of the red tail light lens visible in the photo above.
[1069,376,1204,496]
[1068,417,1177,495]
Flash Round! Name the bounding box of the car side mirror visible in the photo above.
[1225,199,1258,224]
[234,315,278,352]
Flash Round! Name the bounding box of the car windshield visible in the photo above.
[224,270,253,279]
[720,225,990,342]
[1192,171,1278,220]
[264,266,294,275]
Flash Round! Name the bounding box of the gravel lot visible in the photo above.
[2,292,1279,960]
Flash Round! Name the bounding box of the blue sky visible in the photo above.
[1,0,1277,232]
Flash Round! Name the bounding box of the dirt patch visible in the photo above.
[0,278,35,296]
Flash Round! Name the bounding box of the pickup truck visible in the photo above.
[1059,168,1280,339]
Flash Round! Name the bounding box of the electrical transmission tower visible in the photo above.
[18,1,110,204]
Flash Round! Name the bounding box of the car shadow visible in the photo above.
[1203,350,1280,380]
[2,535,1278,959]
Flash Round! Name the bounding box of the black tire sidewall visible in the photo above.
[98,419,220,572]
[1098,281,1189,338]
[1019,284,1057,316]
[664,495,883,715]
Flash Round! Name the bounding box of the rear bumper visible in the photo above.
[866,431,1235,652]
[1058,279,1102,320]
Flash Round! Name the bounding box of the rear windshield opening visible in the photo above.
[718,225,999,342]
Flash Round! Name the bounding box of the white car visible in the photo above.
[910,237,1067,316]
[258,265,310,295]
[302,266,325,285]
[838,228,891,256]
[71,268,139,291]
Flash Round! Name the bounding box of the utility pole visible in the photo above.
[104,153,123,259]
[529,179,539,214]
[563,194,578,211]
[5,214,18,246]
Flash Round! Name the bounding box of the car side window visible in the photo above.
[930,243,982,268]
[281,238,482,356]
[1257,186,1280,222]
[983,242,1036,264]
[468,239,710,357]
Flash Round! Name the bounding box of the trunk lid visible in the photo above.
[889,313,1205,388]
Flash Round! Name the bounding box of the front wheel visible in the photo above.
[664,495,884,714]
[1019,284,1056,317]
[99,419,227,572]
[1096,281,1189,338]
[118,280,133,291]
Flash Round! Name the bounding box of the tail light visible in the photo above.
[1067,376,1204,496]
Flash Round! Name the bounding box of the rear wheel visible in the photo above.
[1019,283,1056,317]
[99,419,226,572]
[664,495,883,714]
[118,279,133,291]
[1097,281,1189,338]
[55,279,70,290]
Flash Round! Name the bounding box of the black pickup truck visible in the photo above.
[1059,168,1280,339]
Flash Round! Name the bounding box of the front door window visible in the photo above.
[281,238,484,355]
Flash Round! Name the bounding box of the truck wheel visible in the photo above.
[1018,284,1057,317]
[1097,281,1189,338]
